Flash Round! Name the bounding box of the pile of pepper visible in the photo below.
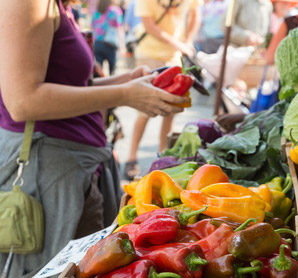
[75,211,298,277]
[74,163,298,277]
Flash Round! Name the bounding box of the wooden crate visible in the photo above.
[281,137,298,252]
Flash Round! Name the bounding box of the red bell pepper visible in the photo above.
[133,206,207,227]
[96,259,181,278]
[185,218,217,240]
[134,214,180,247]
[196,223,235,261]
[137,243,207,278]
[163,73,194,96]
[114,223,138,244]
[152,66,182,89]
[268,244,298,278]
[151,58,196,97]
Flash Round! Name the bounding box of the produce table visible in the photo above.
[58,140,298,277]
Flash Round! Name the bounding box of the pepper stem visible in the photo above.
[282,174,293,195]
[274,228,297,237]
[149,267,181,278]
[292,251,298,258]
[122,239,135,255]
[284,208,296,225]
[128,207,137,217]
[180,56,186,75]
[272,244,292,271]
[236,259,263,275]
[290,128,298,147]
[178,206,208,225]
[234,218,258,232]
[184,252,208,271]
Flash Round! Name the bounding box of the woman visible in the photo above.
[92,0,125,75]
[0,0,187,277]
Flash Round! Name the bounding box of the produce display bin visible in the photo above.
[58,140,298,278]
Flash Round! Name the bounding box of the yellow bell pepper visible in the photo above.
[180,190,266,223]
[201,182,271,212]
[289,128,298,165]
[248,184,272,212]
[134,170,183,215]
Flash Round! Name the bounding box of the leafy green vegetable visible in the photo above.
[199,97,292,183]
[275,28,298,100]
[282,93,298,140]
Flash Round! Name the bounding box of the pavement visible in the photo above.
[109,57,216,184]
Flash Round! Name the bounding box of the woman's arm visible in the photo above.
[0,0,186,122]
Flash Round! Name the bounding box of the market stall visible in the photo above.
[50,91,298,278]
[34,21,298,278]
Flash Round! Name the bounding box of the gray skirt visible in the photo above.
[0,128,123,278]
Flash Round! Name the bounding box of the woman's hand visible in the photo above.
[123,73,189,117]
[129,65,152,80]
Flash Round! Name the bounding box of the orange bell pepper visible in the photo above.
[123,181,138,197]
[201,182,271,212]
[134,170,183,215]
[180,190,266,223]
[187,164,229,190]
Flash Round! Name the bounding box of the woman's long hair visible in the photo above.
[97,0,112,14]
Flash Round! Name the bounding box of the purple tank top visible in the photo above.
[0,0,106,147]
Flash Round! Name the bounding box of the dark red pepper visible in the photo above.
[185,218,217,240]
[268,244,298,278]
[97,259,181,278]
[173,229,199,243]
[134,214,180,247]
[137,243,207,278]
[203,254,263,278]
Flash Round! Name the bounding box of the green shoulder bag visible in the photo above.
[0,121,44,254]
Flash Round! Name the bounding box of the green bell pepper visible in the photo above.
[162,161,199,189]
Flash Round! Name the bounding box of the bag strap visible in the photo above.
[136,0,175,44]
[19,121,35,163]
[12,121,36,187]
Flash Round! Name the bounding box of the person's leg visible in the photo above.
[124,113,149,180]
[107,49,117,75]
[159,114,174,152]
[94,40,107,67]
[127,114,149,162]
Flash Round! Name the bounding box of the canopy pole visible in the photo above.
[214,0,237,116]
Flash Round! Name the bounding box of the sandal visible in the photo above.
[124,160,140,181]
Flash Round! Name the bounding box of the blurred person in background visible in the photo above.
[194,0,228,54]
[0,0,189,276]
[265,2,298,64]
[124,0,200,180]
[221,0,273,47]
[270,0,297,34]
[91,0,126,75]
